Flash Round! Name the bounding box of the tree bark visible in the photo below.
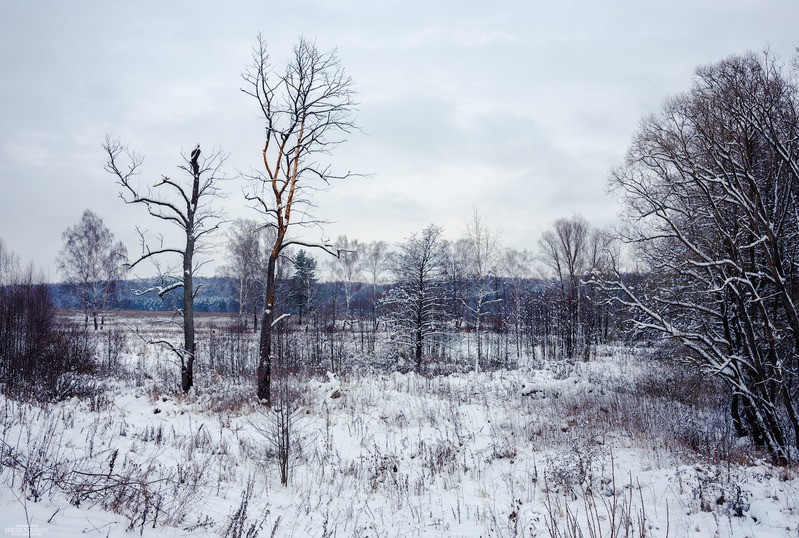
[181,173,199,394]
[257,253,277,403]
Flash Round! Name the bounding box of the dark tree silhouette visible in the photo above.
[103,137,226,394]
[241,35,357,403]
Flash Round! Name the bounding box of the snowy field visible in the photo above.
[1,314,797,537]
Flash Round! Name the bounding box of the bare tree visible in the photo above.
[461,209,502,371]
[383,224,449,372]
[326,236,364,329]
[0,237,19,288]
[103,138,226,394]
[501,247,535,361]
[56,209,127,330]
[241,35,357,403]
[362,240,390,331]
[582,228,617,353]
[447,238,471,331]
[608,50,799,464]
[220,218,270,331]
[538,215,589,360]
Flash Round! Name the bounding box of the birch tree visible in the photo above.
[327,236,364,329]
[221,218,270,330]
[57,209,127,330]
[362,240,389,331]
[501,247,535,360]
[461,209,502,371]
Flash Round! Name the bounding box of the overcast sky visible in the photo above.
[1,1,797,280]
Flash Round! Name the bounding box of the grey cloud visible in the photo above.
[1,0,798,275]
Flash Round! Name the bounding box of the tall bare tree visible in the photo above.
[103,138,225,393]
[57,209,127,330]
[221,218,270,330]
[241,35,357,403]
[362,240,389,330]
[461,209,502,371]
[327,236,364,329]
[501,247,535,360]
[447,238,470,331]
[538,215,589,359]
[582,227,617,353]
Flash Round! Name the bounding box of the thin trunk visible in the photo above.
[731,392,746,438]
[780,382,799,453]
[415,323,423,372]
[416,271,424,372]
[475,311,482,372]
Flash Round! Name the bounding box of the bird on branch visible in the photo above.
[190,143,201,176]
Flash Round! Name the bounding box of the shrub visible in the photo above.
[0,272,95,401]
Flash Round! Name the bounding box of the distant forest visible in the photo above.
[50,277,239,313]
[49,276,549,317]
[48,277,393,315]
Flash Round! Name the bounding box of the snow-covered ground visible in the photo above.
[1,323,797,537]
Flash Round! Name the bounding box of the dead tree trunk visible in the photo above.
[242,35,357,404]
[104,138,224,395]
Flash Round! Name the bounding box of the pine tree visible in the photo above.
[291,250,317,325]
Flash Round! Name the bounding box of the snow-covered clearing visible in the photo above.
[1,319,797,537]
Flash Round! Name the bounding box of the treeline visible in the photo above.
[47,211,628,372]
[45,259,622,363]
[217,214,625,372]
[49,277,238,313]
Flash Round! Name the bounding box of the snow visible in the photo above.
[1,335,797,537]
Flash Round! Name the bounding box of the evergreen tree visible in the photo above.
[291,250,317,325]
